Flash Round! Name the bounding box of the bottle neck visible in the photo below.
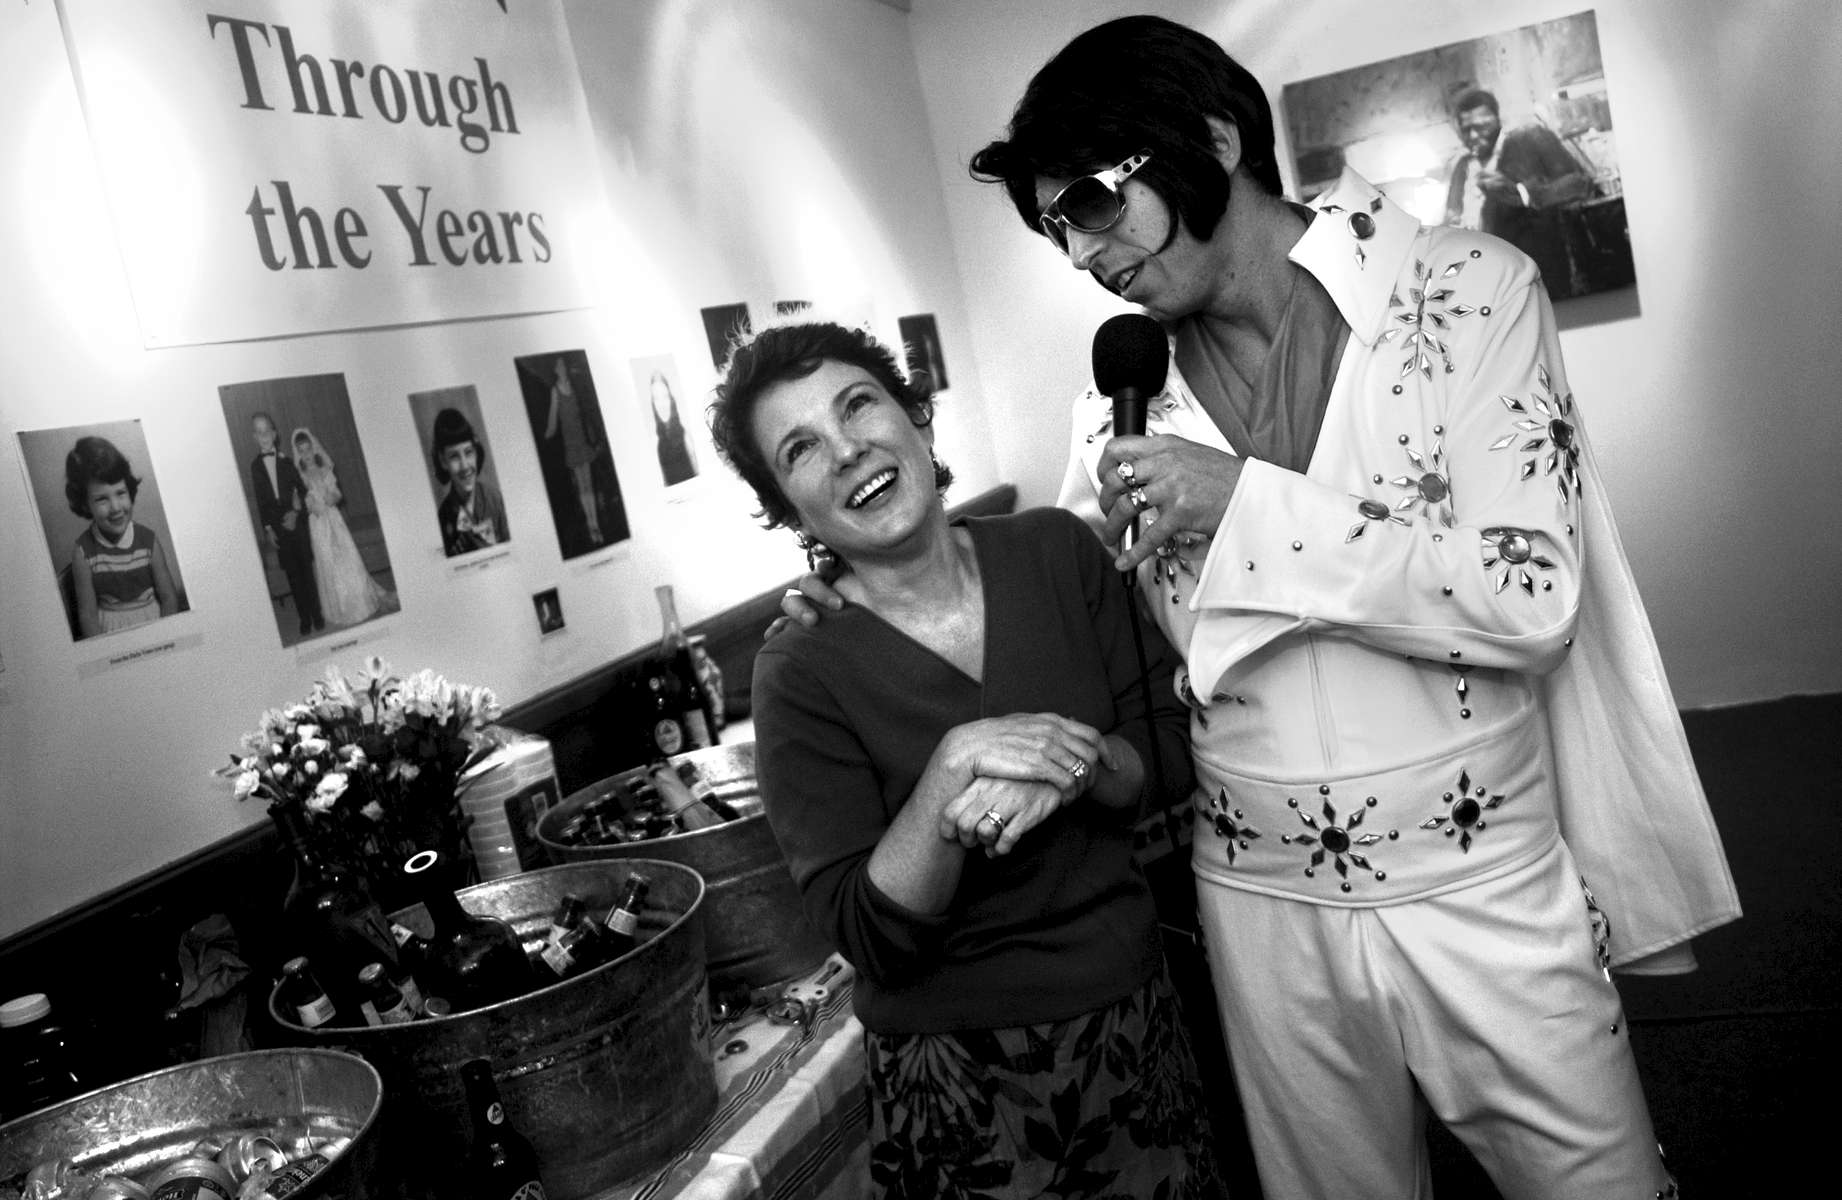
[655,585,687,653]
[410,865,469,932]
[463,1070,508,1133]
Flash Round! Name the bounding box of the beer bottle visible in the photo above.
[276,958,336,1030]
[602,873,651,960]
[460,1058,547,1200]
[357,962,413,1025]
[402,850,535,1013]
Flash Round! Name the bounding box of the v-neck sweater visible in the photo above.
[752,507,1193,1034]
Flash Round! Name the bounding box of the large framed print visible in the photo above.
[58,0,603,346]
[1281,10,1634,303]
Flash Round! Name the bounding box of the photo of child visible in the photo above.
[408,385,512,558]
[17,419,190,642]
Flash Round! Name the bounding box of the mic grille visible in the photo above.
[1092,313,1170,398]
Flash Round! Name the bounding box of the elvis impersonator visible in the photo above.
[970,15,1742,1200]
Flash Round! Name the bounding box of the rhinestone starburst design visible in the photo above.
[1378,256,1477,380]
[1346,494,1410,543]
[1489,363,1582,511]
[1204,788,1263,865]
[1281,788,1387,892]
[1480,525,1557,595]
[1390,435,1455,526]
[1419,768,1506,852]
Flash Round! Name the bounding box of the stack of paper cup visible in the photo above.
[457,728,563,880]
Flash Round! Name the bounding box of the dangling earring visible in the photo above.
[795,530,836,576]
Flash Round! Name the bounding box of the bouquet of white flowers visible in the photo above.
[222,656,504,892]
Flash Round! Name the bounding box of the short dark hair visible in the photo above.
[1453,88,1501,120]
[969,15,1281,246]
[64,435,141,518]
[708,320,951,531]
[430,407,486,483]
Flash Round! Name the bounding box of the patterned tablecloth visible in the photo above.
[591,958,869,1200]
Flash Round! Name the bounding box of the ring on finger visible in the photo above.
[1129,486,1151,513]
[981,809,1007,833]
[1116,461,1136,484]
[1070,760,1089,779]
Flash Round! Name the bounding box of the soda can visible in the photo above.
[143,1155,237,1200]
[84,1177,154,1200]
[214,1134,287,1183]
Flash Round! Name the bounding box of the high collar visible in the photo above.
[1288,169,1422,347]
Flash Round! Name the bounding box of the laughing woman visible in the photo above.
[709,321,1221,1199]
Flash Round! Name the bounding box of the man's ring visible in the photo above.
[783,587,803,598]
[1129,486,1151,513]
[1071,760,1089,779]
[1116,461,1136,483]
[981,809,1007,833]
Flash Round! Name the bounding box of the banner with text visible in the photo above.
[59,0,602,347]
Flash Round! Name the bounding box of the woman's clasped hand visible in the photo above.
[929,712,1110,854]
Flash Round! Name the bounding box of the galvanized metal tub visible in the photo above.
[268,859,715,1200]
[537,742,832,992]
[0,1048,383,1199]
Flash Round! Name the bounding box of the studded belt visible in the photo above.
[1189,708,1560,906]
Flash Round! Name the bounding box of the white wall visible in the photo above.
[0,0,996,939]
[907,0,1842,708]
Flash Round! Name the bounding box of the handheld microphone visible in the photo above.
[1091,313,1170,558]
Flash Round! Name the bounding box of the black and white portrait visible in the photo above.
[218,375,400,646]
[629,354,699,488]
[408,385,512,558]
[700,302,752,372]
[1281,10,1634,303]
[512,349,629,559]
[17,419,191,642]
[897,313,951,392]
[532,586,565,635]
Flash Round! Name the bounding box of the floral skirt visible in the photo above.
[863,968,1224,1199]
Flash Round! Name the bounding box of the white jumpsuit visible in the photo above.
[1058,171,1739,1199]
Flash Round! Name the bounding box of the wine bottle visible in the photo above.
[272,805,399,1020]
[653,585,719,751]
[460,1058,548,1200]
[402,850,535,1012]
[602,873,651,960]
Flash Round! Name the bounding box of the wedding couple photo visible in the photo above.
[218,373,402,648]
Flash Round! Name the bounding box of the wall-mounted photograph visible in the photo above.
[532,587,565,636]
[407,385,512,558]
[218,374,400,646]
[628,354,699,488]
[1280,9,1634,303]
[700,302,752,371]
[512,350,629,559]
[897,313,950,392]
[17,419,190,642]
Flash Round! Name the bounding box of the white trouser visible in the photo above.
[1195,837,1673,1200]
